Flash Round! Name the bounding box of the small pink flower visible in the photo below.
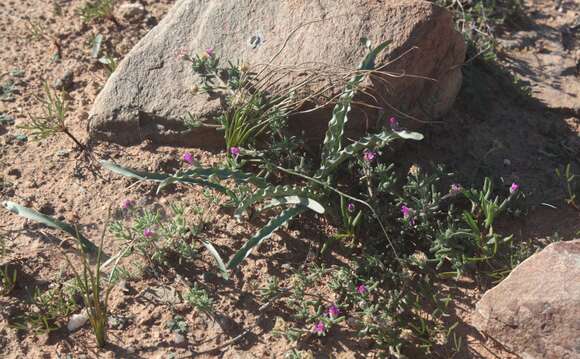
[356,284,367,294]
[121,199,134,210]
[175,47,189,61]
[450,183,462,194]
[347,203,355,213]
[229,147,240,158]
[363,149,376,162]
[328,305,341,318]
[205,47,214,57]
[389,116,400,131]
[143,228,155,238]
[510,182,519,194]
[401,205,415,225]
[182,152,193,165]
[312,321,326,335]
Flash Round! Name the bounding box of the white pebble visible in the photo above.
[67,313,89,332]
[174,333,185,344]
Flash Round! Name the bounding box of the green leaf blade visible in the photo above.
[263,196,325,214]
[227,206,306,270]
[201,241,229,280]
[2,201,99,255]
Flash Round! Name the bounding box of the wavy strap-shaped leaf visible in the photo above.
[156,175,233,197]
[318,130,424,177]
[100,160,266,187]
[234,185,315,219]
[100,160,168,181]
[2,201,100,255]
[201,241,229,279]
[320,40,391,167]
[262,196,325,214]
[227,206,306,270]
[180,168,267,187]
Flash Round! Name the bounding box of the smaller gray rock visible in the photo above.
[472,240,580,359]
[53,70,74,91]
[117,2,146,22]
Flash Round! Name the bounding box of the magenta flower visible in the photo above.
[363,149,376,162]
[312,321,326,335]
[182,152,193,165]
[121,199,134,210]
[401,205,415,225]
[328,305,341,318]
[205,47,214,57]
[229,146,240,158]
[356,284,368,294]
[449,183,462,194]
[389,116,400,131]
[347,203,355,213]
[143,228,155,238]
[510,182,519,194]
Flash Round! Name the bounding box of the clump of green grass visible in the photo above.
[2,202,116,347]
[555,163,578,210]
[63,237,113,348]
[18,83,86,151]
[79,0,118,25]
[434,0,525,60]
[12,286,78,334]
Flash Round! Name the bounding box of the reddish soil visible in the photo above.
[0,0,578,358]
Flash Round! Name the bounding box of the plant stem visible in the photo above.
[63,128,86,151]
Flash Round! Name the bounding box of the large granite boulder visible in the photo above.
[88,0,466,147]
[472,240,580,359]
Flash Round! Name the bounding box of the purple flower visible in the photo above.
[389,116,400,131]
[229,147,240,158]
[510,182,519,194]
[347,203,355,213]
[449,183,463,194]
[143,228,155,238]
[182,152,193,165]
[205,47,214,57]
[363,149,376,162]
[401,205,411,218]
[121,199,134,210]
[401,205,415,225]
[327,304,341,318]
[312,321,326,335]
[356,284,368,295]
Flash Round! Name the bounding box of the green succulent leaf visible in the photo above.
[201,241,229,280]
[2,201,100,255]
[320,40,390,168]
[100,160,168,181]
[155,174,233,196]
[318,129,423,177]
[180,167,268,187]
[101,160,265,195]
[227,206,306,270]
[234,185,316,219]
[262,196,325,214]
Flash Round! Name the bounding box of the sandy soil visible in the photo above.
[0,0,578,358]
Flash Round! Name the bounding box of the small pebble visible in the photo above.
[174,333,185,344]
[67,313,89,332]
